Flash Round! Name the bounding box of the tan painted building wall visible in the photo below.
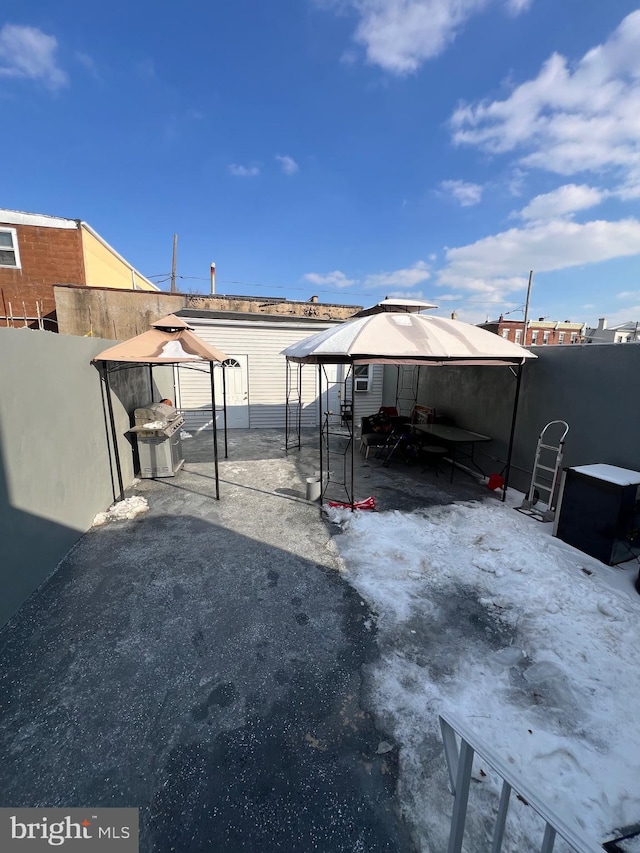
[80,225,157,291]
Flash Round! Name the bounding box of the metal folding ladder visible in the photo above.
[517,420,569,522]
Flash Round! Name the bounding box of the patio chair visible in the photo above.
[359,412,392,459]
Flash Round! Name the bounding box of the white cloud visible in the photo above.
[316,0,531,74]
[75,51,100,80]
[440,179,483,206]
[303,270,357,287]
[228,163,260,177]
[384,289,436,301]
[505,0,531,13]
[589,305,640,328]
[438,218,640,303]
[617,290,640,300]
[517,184,605,222]
[446,218,640,276]
[0,24,68,91]
[451,11,640,194]
[275,154,299,175]
[364,260,431,288]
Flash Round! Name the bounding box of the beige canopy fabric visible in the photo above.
[351,297,439,317]
[282,312,537,365]
[151,314,194,330]
[93,326,227,364]
[94,313,227,502]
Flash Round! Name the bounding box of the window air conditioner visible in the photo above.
[355,379,368,392]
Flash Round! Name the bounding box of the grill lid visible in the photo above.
[134,401,178,424]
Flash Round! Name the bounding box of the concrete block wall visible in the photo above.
[415,344,640,493]
[0,326,172,627]
[54,285,361,340]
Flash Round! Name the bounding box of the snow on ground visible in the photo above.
[327,494,640,852]
[92,496,149,526]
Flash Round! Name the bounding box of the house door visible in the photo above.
[216,356,249,428]
[177,355,249,431]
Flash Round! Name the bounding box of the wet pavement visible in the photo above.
[0,429,488,852]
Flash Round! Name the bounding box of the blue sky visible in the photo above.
[2,0,640,326]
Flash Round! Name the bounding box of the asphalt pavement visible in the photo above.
[0,428,489,851]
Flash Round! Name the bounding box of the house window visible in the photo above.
[571,333,578,344]
[354,364,370,392]
[542,331,550,345]
[530,331,539,345]
[0,228,20,268]
[515,330,522,344]
[558,332,565,344]
[501,329,509,338]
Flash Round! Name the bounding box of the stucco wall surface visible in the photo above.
[0,327,171,627]
[416,344,640,492]
[54,285,360,340]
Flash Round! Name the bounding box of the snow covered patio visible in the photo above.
[326,472,640,852]
[1,427,638,852]
[292,426,640,851]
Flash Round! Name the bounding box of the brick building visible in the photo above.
[478,316,585,346]
[0,209,157,331]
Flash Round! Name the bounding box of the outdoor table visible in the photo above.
[412,423,491,482]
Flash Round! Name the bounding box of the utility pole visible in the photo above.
[522,269,533,344]
[170,233,178,293]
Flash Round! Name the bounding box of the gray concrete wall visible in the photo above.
[0,327,172,627]
[416,344,640,492]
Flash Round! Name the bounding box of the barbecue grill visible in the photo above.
[129,401,184,478]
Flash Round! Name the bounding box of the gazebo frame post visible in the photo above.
[222,364,228,459]
[502,362,524,502]
[103,363,124,502]
[209,362,220,500]
[285,359,303,453]
[350,364,355,510]
[318,363,323,504]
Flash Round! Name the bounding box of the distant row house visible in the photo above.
[0,209,158,331]
[584,318,640,344]
[478,316,585,346]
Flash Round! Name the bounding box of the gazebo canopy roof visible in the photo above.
[151,314,194,330]
[352,297,438,317]
[282,312,537,366]
[93,315,227,364]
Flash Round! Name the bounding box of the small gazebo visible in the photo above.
[93,314,228,500]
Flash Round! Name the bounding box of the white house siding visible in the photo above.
[175,316,384,429]
[351,366,384,425]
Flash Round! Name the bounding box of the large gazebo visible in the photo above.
[282,312,537,506]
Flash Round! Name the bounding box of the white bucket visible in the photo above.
[306,477,322,502]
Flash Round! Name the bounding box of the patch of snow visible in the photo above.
[143,420,164,429]
[92,496,149,526]
[570,464,640,486]
[327,499,640,852]
[180,430,193,439]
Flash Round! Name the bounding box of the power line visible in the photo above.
[144,271,522,307]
